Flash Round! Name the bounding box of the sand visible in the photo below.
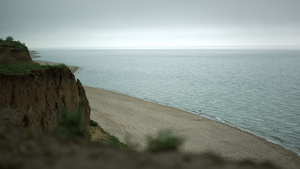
[28,50,299,168]
[85,86,300,169]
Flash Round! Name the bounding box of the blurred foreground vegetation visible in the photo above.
[146,130,184,152]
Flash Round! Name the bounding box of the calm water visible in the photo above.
[33,49,300,155]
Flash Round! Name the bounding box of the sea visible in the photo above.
[32,48,300,155]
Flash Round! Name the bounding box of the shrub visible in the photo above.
[54,105,86,140]
[6,36,14,41]
[146,130,184,152]
[89,119,99,127]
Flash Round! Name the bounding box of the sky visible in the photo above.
[1,0,300,49]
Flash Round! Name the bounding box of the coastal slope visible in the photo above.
[0,68,90,132]
[85,86,300,169]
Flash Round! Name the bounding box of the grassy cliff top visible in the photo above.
[0,38,28,50]
[0,64,69,74]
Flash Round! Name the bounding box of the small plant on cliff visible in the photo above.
[55,105,86,140]
[5,36,14,41]
[51,64,69,69]
[146,130,184,152]
[89,119,99,127]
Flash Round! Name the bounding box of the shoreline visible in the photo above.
[87,86,299,156]
[84,86,300,169]
[29,51,79,73]
[29,50,300,168]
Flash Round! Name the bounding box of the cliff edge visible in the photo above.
[0,67,90,132]
[0,46,35,65]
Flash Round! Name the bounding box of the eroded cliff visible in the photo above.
[0,67,90,132]
[0,46,34,65]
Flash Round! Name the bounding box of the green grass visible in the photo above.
[0,64,69,74]
[55,105,86,140]
[0,40,28,50]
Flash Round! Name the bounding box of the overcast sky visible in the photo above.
[1,0,299,49]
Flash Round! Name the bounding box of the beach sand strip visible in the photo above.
[33,60,79,73]
[85,86,300,169]
[30,51,79,73]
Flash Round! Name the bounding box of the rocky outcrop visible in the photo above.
[0,47,35,64]
[0,67,90,132]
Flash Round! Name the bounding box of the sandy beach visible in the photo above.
[85,86,300,169]
[28,51,300,168]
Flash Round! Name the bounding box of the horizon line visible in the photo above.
[30,45,300,50]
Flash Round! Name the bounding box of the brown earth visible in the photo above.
[89,126,111,142]
[0,47,35,65]
[0,67,90,132]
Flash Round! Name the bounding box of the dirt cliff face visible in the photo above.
[0,67,90,132]
[0,47,35,64]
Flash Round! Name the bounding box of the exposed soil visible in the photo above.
[0,67,90,132]
[0,47,34,65]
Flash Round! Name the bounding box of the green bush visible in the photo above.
[6,36,14,41]
[146,130,184,152]
[54,105,86,140]
[89,119,99,127]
